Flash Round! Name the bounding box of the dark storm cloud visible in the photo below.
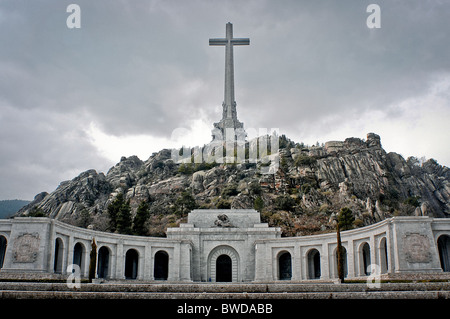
[1,0,449,199]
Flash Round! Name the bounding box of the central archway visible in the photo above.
[207,245,239,282]
[216,255,232,282]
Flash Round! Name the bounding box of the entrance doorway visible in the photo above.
[125,249,139,279]
[216,254,232,282]
[53,238,64,273]
[438,235,450,272]
[278,251,292,280]
[307,249,321,279]
[154,250,169,280]
[73,242,84,274]
[97,246,110,279]
[0,236,7,269]
[208,245,239,282]
[361,242,371,275]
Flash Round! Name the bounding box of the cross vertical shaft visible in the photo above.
[209,23,249,140]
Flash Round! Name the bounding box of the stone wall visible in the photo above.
[1,213,450,282]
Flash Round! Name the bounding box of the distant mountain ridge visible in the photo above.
[0,199,30,219]
[16,133,450,236]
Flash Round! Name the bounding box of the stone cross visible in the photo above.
[209,23,249,125]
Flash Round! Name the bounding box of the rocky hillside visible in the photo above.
[17,133,450,236]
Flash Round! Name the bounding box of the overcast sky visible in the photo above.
[1,0,449,200]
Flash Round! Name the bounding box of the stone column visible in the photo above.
[346,239,355,278]
[116,241,124,279]
[67,235,74,275]
[179,241,193,281]
[320,242,330,279]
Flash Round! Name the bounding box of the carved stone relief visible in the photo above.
[13,233,40,263]
[214,214,234,228]
[403,233,432,263]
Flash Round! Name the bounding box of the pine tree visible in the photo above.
[174,191,198,217]
[254,196,264,212]
[116,199,132,235]
[78,208,92,228]
[133,201,150,236]
[107,193,124,233]
[338,207,355,231]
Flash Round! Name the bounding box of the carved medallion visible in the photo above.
[13,233,40,263]
[403,233,432,263]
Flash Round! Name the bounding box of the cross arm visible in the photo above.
[231,38,250,45]
[209,38,228,46]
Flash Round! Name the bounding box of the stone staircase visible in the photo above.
[1,281,450,299]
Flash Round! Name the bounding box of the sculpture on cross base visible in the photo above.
[214,214,234,228]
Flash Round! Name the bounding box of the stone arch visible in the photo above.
[53,237,64,273]
[307,248,321,279]
[437,234,450,272]
[278,251,292,280]
[207,245,239,282]
[73,242,85,275]
[97,246,111,279]
[0,235,7,269]
[378,237,388,274]
[125,248,139,279]
[154,250,169,280]
[359,242,371,276]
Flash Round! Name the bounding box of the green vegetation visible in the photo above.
[107,193,133,234]
[404,196,420,208]
[133,201,150,236]
[294,155,316,167]
[221,183,239,198]
[338,207,355,231]
[253,196,264,212]
[77,209,92,228]
[174,191,198,217]
[275,195,296,212]
[178,162,219,174]
[116,199,132,235]
[216,199,231,209]
[28,207,46,217]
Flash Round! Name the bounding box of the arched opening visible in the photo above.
[334,246,348,278]
[379,237,388,274]
[307,249,321,279]
[216,254,232,282]
[278,251,292,280]
[208,245,239,282]
[154,250,169,280]
[438,235,450,272]
[361,242,371,275]
[53,238,64,273]
[0,235,7,269]
[97,246,110,279]
[125,249,139,279]
[73,242,85,274]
